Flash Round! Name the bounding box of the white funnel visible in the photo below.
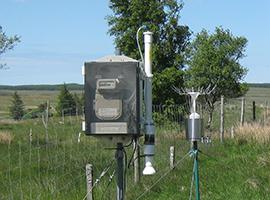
[143,161,156,175]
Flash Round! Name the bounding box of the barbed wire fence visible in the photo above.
[0,106,141,199]
[0,96,269,199]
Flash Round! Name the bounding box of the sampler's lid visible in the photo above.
[189,112,200,119]
[95,55,138,62]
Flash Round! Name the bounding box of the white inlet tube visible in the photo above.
[143,31,156,175]
[143,31,153,78]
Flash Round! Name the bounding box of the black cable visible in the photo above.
[128,154,148,168]
[123,146,128,195]
[104,139,134,151]
[127,139,137,169]
[123,138,134,148]
[101,140,137,198]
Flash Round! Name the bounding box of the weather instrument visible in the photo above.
[173,86,215,200]
[82,29,156,200]
[83,55,140,137]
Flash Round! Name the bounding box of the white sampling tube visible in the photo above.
[143,31,153,78]
[142,31,156,175]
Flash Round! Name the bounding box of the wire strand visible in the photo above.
[82,159,115,200]
[135,152,190,200]
[101,170,116,200]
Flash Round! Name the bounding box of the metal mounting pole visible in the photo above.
[115,143,125,200]
[143,31,156,175]
[193,141,200,200]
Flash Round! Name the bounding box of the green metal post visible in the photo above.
[193,141,200,200]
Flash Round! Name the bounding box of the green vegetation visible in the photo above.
[107,0,190,71]
[0,26,20,69]
[0,88,270,199]
[56,84,76,116]
[9,91,25,120]
[186,27,248,127]
[107,0,190,105]
[0,116,270,199]
[153,67,186,105]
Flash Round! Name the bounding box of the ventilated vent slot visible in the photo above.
[95,93,122,120]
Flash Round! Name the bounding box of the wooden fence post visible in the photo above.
[230,126,234,139]
[240,97,245,126]
[267,101,269,118]
[253,101,256,121]
[86,164,93,200]
[77,132,81,143]
[264,101,267,125]
[220,96,224,143]
[62,110,65,124]
[42,100,49,143]
[170,146,175,169]
[29,128,33,143]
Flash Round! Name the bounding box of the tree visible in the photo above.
[0,26,20,69]
[186,27,248,127]
[56,84,76,116]
[9,91,25,120]
[107,0,190,104]
[153,67,185,105]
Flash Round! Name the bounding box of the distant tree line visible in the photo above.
[247,83,270,88]
[0,83,83,91]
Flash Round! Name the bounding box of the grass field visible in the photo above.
[1,116,270,199]
[0,86,270,199]
[245,87,270,105]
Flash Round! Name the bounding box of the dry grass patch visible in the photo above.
[0,131,13,144]
[245,177,261,189]
[235,123,270,143]
[0,119,21,125]
[257,153,270,167]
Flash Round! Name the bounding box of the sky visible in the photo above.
[0,0,269,85]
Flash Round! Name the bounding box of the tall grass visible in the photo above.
[0,131,13,144]
[235,122,270,143]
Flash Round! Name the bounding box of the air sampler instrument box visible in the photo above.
[83,55,141,136]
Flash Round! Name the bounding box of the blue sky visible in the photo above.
[0,0,269,85]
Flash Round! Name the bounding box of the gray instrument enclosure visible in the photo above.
[84,56,140,136]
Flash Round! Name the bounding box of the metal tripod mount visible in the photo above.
[190,140,200,200]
